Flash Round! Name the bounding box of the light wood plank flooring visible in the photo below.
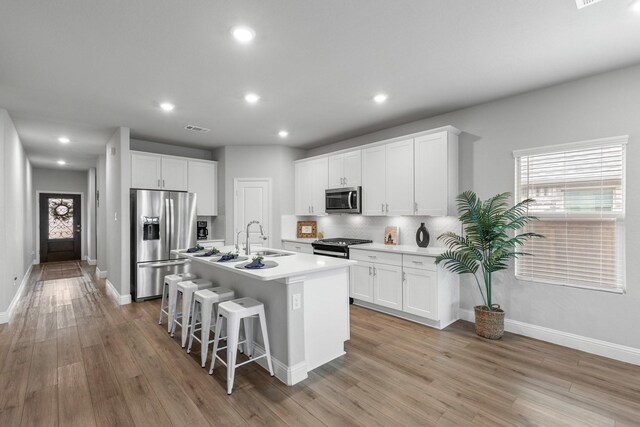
[1,261,639,426]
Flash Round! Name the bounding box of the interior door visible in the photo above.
[39,193,82,262]
[235,179,271,248]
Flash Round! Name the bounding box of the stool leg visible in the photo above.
[209,314,224,375]
[171,291,181,337]
[187,300,199,354]
[168,285,178,334]
[243,316,254,358]
[200,302,213,367]
[226,315,241,394]
[258,308,275,377]
[181,291,193,348]
[159,284,167,324]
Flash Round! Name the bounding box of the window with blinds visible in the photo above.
[513,136,627,292]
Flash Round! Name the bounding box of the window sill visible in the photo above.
[515,275,625,294]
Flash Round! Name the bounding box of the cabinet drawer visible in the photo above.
[350,249,402,266]
[283,241,313,254]
[402,255,436,271]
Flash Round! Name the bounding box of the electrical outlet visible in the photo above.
[292,293,302,310]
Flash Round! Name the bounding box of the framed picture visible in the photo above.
[297,221,317,238]
[384,226,399,245]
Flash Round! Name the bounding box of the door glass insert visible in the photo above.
[48,198,74,239]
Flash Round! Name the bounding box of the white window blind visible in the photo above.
[513,136,627,292]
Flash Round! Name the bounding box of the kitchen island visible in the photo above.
[171,246,355,385]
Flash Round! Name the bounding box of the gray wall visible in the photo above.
[96,155,107,271]
[213,145,304,246]
[0,108,34,316]
[32,167,89,262]
[86,168,97,261]
[130,138,213,160]
[105,128,131,297]
[307,63,640,349]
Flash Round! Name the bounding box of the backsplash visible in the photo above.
[282,215,460,247]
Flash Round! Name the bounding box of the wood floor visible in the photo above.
[1,262,640,426]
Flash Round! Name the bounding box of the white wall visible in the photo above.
[130,138,213,160]
[96,154,107,272]
[105,127,131,301]
[214,145,304,246]
[32,167,89,263]
[0,109,34,319]
[307,63,640,350]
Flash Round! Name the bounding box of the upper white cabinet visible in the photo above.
[161,157,188,191]
[131,152,188,191]
[295,157,328,215]
[131,152,162,189]
[362,139,414,216]
[414,131,459,216]
[328,150,361,188]
[188,160,218,216]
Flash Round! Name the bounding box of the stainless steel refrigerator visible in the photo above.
[130,189,197,301]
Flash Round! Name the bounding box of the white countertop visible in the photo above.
[350,242,446,257]
[172,246,355,282]
[281,238,318,244]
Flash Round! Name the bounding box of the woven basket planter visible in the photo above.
[474,305,505,339]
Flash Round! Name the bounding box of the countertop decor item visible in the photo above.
[384,226,399,246]
[435,191,543,340]
[415,222,430,248]
[297,221,317,238]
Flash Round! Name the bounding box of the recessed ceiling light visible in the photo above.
[160,102,175,112]
[373,93,388,104]
[231,26,256,43]
[58,136,70,144]
[630,0,640,13]
[57,160,66,165]
[244,93,260,104]
[278,130,289,138]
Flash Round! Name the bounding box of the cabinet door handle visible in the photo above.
[162,179,165,188]
[368,255,377,259]
[402,272,407,282]
[373,267,377,276]
[157,179,161,188]
[385,203,389,213]
[368,266,372,275]
[381,203,384,213]
[414,202,418,212]
[412,260,423,264]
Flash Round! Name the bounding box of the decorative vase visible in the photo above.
[473,305,505,339]
[415,222,430,247]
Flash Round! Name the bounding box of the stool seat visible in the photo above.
[187,287,236,367]
[159,272,198,333]
[171,279,214,347]
[210,297,274,394]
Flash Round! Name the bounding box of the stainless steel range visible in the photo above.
[311,237,373,258]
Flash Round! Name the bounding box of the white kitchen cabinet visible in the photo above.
[188,160,218,216]
[373,263,403,310]
[282,241,313,254]
[131,152,162,189]
[294,157,328,215]
[362,145,387,215]
[328,150,361,188]
[403,266,438,319]
[350,261,374,302]
[385,139,414,215]
[161,157,188,191]
[414,130,458,216]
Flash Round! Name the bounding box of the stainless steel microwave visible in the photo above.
[325,187,362,214]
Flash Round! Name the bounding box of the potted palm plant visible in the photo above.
[435,191,542,339]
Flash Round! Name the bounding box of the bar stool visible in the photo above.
[159,272,198,333]
[187,287,235,367]
[171,279,213,347]
[209,297,274,394]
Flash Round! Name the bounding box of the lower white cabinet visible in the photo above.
[350,262,374,302]
[403,267,438,319]
[282,241,313,254]
[373,263,403,310]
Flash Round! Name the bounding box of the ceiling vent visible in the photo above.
[575,0,606,9]
[184,124,211,133]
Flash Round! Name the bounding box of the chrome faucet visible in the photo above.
[235,230,246,252]
[245,220,267,255]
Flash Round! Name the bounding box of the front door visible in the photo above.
[39,193,81,262]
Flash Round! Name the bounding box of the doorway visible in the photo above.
[39,193,82,262]
[234,178,271,249]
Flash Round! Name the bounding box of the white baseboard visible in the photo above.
[84,256,97,266]
[0,260,35,324]
[354,300,452,330]
[105,279,132,305]
[459,309,640,366]
[95,267,107,279]
[250,343,308,385]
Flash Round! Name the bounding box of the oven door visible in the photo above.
[312,243,349,258]
[325,187,361,214]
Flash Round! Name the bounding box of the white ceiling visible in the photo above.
[1,0,640,170]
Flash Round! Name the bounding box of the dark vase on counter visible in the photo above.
[416,222,430,248]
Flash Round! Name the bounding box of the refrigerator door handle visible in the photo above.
[170,197,175,250]
[165,198,171,253]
